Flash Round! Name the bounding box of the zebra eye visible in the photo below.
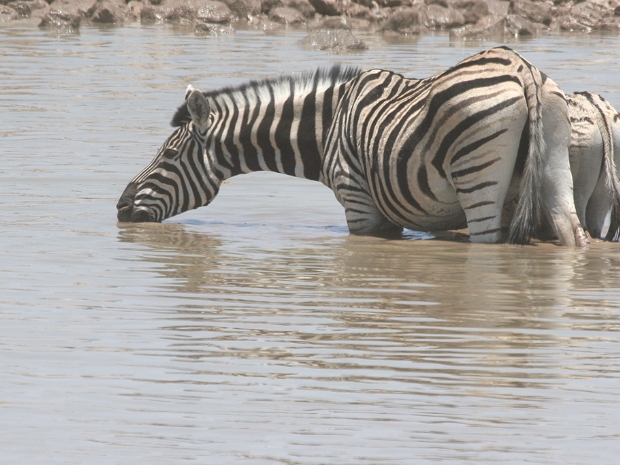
[163,148,178,159]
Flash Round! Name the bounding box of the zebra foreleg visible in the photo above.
[326,155,404,237]
[343,199,404,237]
[333,178,403,237]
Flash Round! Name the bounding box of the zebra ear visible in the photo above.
[186,89,211,128]
[184,84,195,101]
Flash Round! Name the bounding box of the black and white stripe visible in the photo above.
[117,66,362,223]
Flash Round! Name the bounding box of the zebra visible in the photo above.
[117,47,587,246]
[565,91,620,241]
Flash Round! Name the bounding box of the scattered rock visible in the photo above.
[505,12,546,35]
[307,0,345,16]
[422,4,466,29]
[9,1,32,17]
[31,0,90,21]
[508,0,553,26]
[452,0,490,24]
[0,0,618,41]
[223,0,260,18]
[269,5,306,24]
[87,0,127,23]
[348,2,373,19]
[309,14,352,28]
[154,0,233,24]
[263,0,315,17]
[381,5,425,34]
[449,12,505,39]
[1,4,19,22]
[38,8,80,29]
[197,1,233,23]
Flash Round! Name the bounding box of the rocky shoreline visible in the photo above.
[1,0,619,48]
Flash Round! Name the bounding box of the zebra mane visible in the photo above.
[171,65,362,127]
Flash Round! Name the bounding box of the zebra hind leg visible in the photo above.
[539,90,589,247]
[455,166,516,244]
[452,121,526,244]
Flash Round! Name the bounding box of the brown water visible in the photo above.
[1,24,620,464]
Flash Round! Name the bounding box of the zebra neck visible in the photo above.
[206,69,359,182]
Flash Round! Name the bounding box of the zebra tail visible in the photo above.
[507,65,545,245]
[593,98,620,242]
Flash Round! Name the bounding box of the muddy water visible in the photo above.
[1,25,620,464]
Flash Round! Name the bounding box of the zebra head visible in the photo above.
[117,87,220,222]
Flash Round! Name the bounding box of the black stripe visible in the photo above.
[299,85,321,180]
[464,200,495,210]
[322,85,334,142]
[444,55,513,76]
[456,181,498,194]
[417,165,437,201]
[470,227,501,236]
[256,83,278,172]
[467,215,495,224]
[450,129,508,166]
[223,95,239,167]
[276,80,296,176]
[550,90,565,100]
[451,157,501,179]
[236,89,259,173]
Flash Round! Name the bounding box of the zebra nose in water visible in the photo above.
[117,182,138,222]
[130,208,153,222]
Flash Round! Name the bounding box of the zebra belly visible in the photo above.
[374,180,467,231]
[397,208,467,232]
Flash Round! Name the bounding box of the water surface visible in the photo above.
[1,25,620,464]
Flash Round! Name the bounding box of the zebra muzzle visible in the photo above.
[116,182,155,222]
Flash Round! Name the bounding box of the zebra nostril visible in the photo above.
[130,208,153,223]
[117,205,134,222]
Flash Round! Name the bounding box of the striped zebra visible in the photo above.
[566,91,620,241]
[117,47,587,246]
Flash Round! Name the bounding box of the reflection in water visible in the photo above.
[113,222,620,463]
[117,222,620,395]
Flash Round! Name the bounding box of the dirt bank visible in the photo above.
[2,0,619,46]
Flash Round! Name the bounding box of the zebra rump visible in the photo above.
[567,91,620,241]
[321,46,587,246]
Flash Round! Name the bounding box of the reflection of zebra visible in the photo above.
[566,92,620,241]
[117,47,587,246]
